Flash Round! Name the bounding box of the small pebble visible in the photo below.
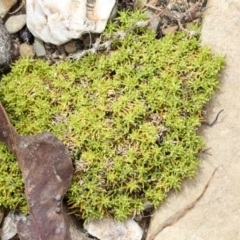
[85,218,143,240]
[5,14,26,34]
[19,43,34,57]
[162,25,179,35]
[144,201,153,210]
[34,37,46,57]
[64,40,77,54]
[20,28,34,44]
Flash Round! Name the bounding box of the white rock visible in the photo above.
[5,14,26,34]
[84,218,143,240]
[88,0,116,33]
[26,0,116,45]
[0,0,17,18]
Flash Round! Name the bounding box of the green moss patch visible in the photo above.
[0,11,224,220]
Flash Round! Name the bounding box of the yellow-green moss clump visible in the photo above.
[0,11,224,220]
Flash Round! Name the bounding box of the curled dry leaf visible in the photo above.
[0,102,73,240]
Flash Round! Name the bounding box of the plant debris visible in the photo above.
[0,10,224,221]
[0,102,73,239]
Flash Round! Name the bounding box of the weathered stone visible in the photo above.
[0,0,17,18]
[5,14,26,34]
[19,43,34,57]
[85,218,143,240]
[33,38,46,57]
[26,0,116,45]
[64,40,78,54]
[146,163,217,240]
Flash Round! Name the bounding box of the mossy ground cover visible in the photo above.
[0,11,224,220]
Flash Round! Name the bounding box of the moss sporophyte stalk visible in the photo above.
[0,11,224,220]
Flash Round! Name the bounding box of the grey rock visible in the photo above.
[33,37,46,57]
[109,0,118,20]
[5,14,26,34]
[85,218,143,240]
[146,11,160,33]
[0,18,11,73]
[64,40,78,54]
[62,204,91,240]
